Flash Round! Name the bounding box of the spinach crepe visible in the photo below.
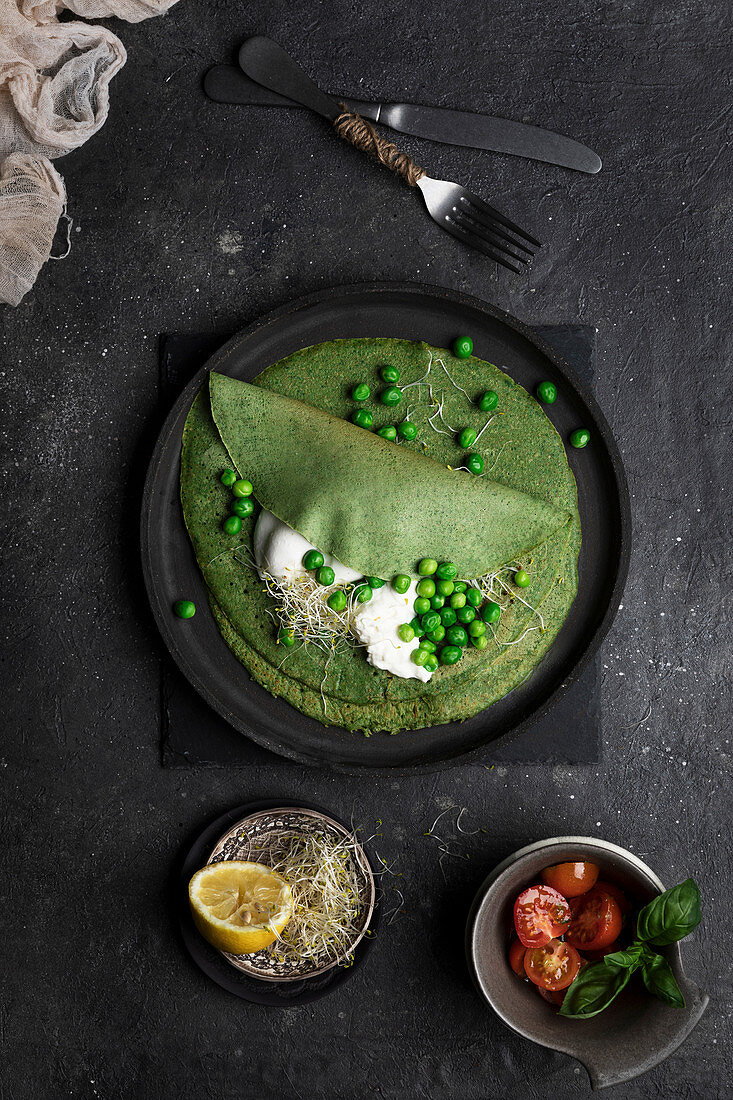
[180,338,581,733]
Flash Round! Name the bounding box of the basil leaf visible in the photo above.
[641,953,686,1008]
[602,945,644,974]
[558,961,632,1019]
[636,878,702,946]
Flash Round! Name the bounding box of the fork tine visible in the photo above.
[443,218,523,273]
[453,211,532,265]
[457,202,535,257]
[459,194,541,249]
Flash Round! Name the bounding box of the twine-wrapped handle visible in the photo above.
[333,105,425,187]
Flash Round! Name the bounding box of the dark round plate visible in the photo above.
[178,800,380,1006]
[141,282,630,773]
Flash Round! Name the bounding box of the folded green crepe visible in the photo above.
[180,338,581,733]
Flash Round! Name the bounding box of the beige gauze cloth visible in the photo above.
[0,0,179,306]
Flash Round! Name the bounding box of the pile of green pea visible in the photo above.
[350,365,419,442]
[220,469,256,534]
[394,557,530,673]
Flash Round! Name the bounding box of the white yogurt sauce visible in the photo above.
[253,509,432,682]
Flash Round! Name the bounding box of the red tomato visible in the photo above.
[594,879,631,915]
[582,940,621,962]
[566,888,623,951]
[537,985,566,1005]
[513,885,571,947]
[524,938,581,991]
[508,938,527,978]
[541,861,599,898]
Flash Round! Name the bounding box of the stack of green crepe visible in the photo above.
[180,338,580,733]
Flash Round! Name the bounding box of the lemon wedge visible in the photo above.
[188,860,293,954]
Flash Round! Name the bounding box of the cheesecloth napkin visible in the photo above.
[0,0,178,306]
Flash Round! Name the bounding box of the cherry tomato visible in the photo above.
[582,940,621,962]
[594,879,631,915]
[508,938,527,978]
[537,986,566,1005]
[524,938,581,991]
[541,861,599,898]
[514,885,571,947]
[566,888,623,951]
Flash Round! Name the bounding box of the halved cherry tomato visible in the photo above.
[513,885,571,947]
[594,879,631,915]
[537,985,566,1005]
[524,938,581,991]
[541,861,599,897]
[566,888,622,951]
[508,938,527,978]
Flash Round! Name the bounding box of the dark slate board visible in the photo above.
[159,325,600,767]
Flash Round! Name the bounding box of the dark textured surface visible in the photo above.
[161,324,601,767]
[1,2,731,1097]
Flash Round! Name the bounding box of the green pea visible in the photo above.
[376,425,398,441]
[414,597,431,615]
[456,605,476,624]
[278,628,296,647]
[418,557,438,576]
[381,366,400,384]
[439,607,457,628]
[352,382,370,401]
[466,453,484,475]
[421,611,441,633]
[536,380,557,404]
[409,616,424,637]
[430,594,445,610]
[220,469,237,487]
[231,479,253,499]
[468,619,486,637]
[570,428,591,449]
[416,578,436,599]
[478,390,499,413]
[412,648,429,667]
[452,336,473,359]
[436,579,454,597]
[514,570,531,588]
[459,427,477,449]
[173,599,195,619]
[424,654,439,673]
[482,601,501,624]
[231,498,255,518]
[222,515,242,536]
[471,634,489,650]
[367,576,385,588]
[466,588,482,607]
[427,625,446,643]
[327,590,348,612]
[352,409,374,429]
[354,583,373,603]
[379,386,402,407]
[419,639,437,653]
[439,644,462,665]
[397,421,417,441]
[453,581,467,593]
[392,574,411,594]
[303,550,324,571]
[317,566,335,586]
[446,624,468,647]
[450,592,466,609]
[435,562,458,581]
[397,623,415,642]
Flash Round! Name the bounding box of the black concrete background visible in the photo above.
[2,2,731,1098]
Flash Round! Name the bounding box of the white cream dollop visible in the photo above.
[252,510,432,682]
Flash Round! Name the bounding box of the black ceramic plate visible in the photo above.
[178,800,380,1005]
[141,282,630,773]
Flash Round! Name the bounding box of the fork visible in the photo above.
[238,38,540,273]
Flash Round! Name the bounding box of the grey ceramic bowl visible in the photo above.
[466,836,708,1090]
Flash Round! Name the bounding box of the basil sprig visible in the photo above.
[559,878,701,1020]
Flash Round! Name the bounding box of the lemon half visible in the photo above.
[188,860,293,954]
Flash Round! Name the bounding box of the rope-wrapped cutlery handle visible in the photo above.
[333,105,425,186]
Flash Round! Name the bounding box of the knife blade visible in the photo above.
[203,64,601,175]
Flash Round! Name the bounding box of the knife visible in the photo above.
[203,63,601,175]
